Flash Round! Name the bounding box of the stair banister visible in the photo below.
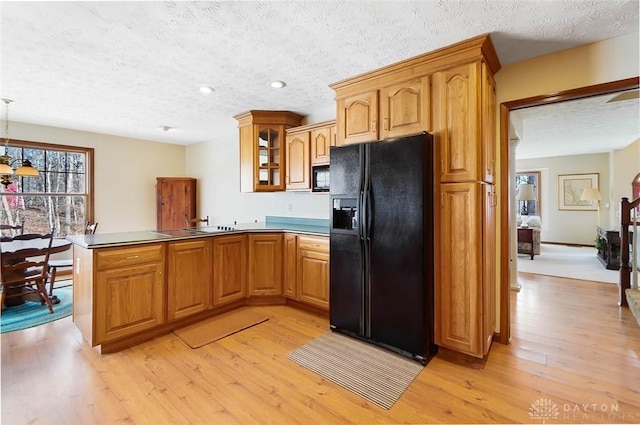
[620,196,640,307]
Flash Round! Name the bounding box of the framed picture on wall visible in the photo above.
[558,173,599,211]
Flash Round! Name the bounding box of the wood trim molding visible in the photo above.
[497,76,640,345]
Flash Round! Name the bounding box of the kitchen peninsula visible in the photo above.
[68,216,329,353]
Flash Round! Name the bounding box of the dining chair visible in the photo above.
[47,221,98,296]
[0,230,55,313]
[0,223,24,238]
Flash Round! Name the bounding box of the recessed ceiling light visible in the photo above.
[199,86,215,94]
[270,80,286,89]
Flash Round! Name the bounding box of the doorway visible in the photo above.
[498,77,640,343]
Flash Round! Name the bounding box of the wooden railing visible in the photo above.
[620,196,640,307]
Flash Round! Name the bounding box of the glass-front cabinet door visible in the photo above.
[235,110,304,193]
[257,126,282,188]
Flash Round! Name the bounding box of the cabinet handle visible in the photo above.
[383,118,389,131]
[371,120,376,132]
[126,255,140,260]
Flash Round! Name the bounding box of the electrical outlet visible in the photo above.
[287,202,292,212]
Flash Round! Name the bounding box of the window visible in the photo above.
[516,171,541,219]
[0,140,94,237]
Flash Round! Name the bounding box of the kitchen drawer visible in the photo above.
[297,236,328,252]
[95,244,165,270]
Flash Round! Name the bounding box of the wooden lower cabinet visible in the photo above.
[212,235,247,306]
[167,239,212,321]
[72,231,329,352]
[248,233,283,296]
[283,233,298,298]
[297,236,330,310]
[435,182,495,357]
[92,244,165,345]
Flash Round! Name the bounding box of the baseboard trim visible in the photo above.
[541,241,594,248]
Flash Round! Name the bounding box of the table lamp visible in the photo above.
[581,187,602,226]
[516,183,537,227]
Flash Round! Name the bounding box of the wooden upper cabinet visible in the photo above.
[433,62,481,183]
[481,62,497,184]
[234,110,305,193]
[379,76,431,139]
[310,125,333,165]
[337,90,379,145]
[285,132,310,191]
[248,233,283,297]
[285,120,337,191]
[156,177,196,230]
[336,77,431,146]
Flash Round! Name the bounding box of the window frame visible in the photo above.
[0,138,94,236]
[516,171,541,220]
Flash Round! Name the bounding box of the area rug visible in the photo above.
[517,243,619,284]
[1,286,73,333]
[287,331,424,410]
[173,308,268,349]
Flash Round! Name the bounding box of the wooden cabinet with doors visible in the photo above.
[235,110,305,192]
[310,120,337,165]
[212,234,247,306]
[283,233,329,310]
[167,239,212,321]
[248,233,283,297]
[285,120,337,191]
[285,131,310,191]
[330,34,501,357]
[283,233,298,299]
[156,177,196,230]
[335,76,431,146]
[297,235,330,310]
[433,62,496,184]
[89,244,165,346]
[481,62,497,184]
[435,182,495,357]
[432,60,497,356]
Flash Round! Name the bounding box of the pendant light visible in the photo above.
[0,99,40,187]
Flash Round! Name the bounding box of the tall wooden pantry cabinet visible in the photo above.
[156,177,197,230]
[331,34,500,358]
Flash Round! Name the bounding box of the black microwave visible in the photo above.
[312,165,330,192]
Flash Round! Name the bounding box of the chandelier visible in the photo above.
[0,99,39,188]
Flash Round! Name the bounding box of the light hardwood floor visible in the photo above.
[2,274,640,425]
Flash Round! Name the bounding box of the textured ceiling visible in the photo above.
[512,89,640,159]
[0,0,639,153]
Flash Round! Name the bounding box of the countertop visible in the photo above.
[67,216,329,249]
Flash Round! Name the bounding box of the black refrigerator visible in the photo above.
[329,132,436,364]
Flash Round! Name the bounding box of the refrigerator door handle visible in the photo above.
[359,190,366,240]
[362,144,371,240]
[365,189,372,240]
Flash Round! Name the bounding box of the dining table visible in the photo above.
[1,237,72,306]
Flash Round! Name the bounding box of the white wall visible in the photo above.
[612,138,640,224]
[5,122,186,234]
[185,106,336,225]
[517,153,610,245]
[186,135,330,226]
